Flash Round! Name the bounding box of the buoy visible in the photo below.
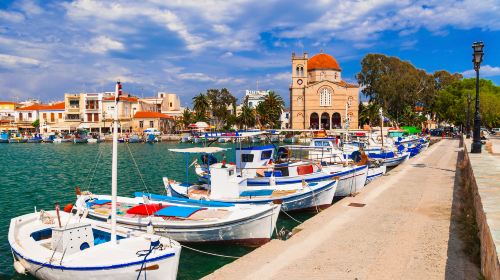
[63,203,73,213]
[13,261,26,274]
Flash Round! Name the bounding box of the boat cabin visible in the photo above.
[235,145,275,177]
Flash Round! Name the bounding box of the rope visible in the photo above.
[125,142,154,216]
[181,244,240,259]
[280,209,303,224]
[86,150,103,191]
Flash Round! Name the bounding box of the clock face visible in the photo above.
[297,79,303,85]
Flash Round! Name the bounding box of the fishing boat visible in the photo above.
[0,131,9,143]
[365,164,386,184]
[8,134,27,143]
[165,150,337,211]
[27,134,43,143]
[8,81,181,280]
[128,134,141,143]
[42,134,56,143]
[73,135,88,144]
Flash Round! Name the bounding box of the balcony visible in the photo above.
[65,114,82,122]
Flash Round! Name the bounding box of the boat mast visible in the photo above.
[111,81,122,243]
[379,108,384,148]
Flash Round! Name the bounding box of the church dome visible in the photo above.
[308,53,341,71]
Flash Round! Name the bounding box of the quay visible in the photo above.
[204,138,495,279]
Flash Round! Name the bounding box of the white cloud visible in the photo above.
[0,54,41,68]
[86,36,125,54]
[0,10,25,22]
[462,65,500,78]
[15,0,44,16]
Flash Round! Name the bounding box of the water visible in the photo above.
[0,142,315,280]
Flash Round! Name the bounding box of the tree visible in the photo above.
[206,88,237,130]
[436,78,500,128]
[180,108,192,129]
[31,119,40,132]
[192,93,209,121]
[358,102,380,127]
[255,91,284,129]
[238,97,256,129]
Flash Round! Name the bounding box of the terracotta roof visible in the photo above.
[16,102,65,111]
[39,102,65,111]
[308,53,341,71]
[0,101,17,105]
[134,111,173,119]
[337,80,359,88]
[103,96,138,102]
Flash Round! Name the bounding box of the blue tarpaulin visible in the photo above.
[154,206,203,218]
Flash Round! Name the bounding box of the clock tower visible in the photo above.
[290,52,308,129]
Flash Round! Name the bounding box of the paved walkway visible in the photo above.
[204,139,478,280]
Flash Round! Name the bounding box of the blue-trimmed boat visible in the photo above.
[8,81,182,280]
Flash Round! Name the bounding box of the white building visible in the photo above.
[280,109,290,129]
[245,90,270,109]
[140,92,183,117]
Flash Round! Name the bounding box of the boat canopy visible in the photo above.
[169,147,230,154]
[203,131,268,138]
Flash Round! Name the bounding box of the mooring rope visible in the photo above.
[180,244,240,259]
[280,209,303,224]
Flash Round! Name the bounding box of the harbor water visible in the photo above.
[0,142,314,280]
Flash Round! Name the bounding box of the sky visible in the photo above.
[0,0,499,107]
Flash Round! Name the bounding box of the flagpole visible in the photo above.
[379,108,384,149]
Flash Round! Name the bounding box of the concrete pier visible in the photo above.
[204,139,480,280]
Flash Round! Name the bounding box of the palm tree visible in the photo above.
[238,103,256,129]
[192,93,210,121]
[359,101,380,127]
[181,108,192,129]
[257,91,284,128]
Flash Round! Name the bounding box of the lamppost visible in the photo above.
[471,41,484,153]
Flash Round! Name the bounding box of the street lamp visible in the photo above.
[471,41,484,153]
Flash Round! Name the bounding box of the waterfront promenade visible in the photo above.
[204,139,480,279]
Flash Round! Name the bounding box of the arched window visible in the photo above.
[310,113,319,129]
[296,65,304,77]
[320,72,326,81]
[295,66,300,77]
[319,88,332,107]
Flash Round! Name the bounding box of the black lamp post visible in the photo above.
[471,41,484,153]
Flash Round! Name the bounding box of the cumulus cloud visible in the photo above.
[462,65,500,78]
[86,36,125,54]
[0,54,41,68]
[0,10,25,22]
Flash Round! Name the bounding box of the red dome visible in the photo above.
[308,53,341,71]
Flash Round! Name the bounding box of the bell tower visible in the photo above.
[290,52,308,129]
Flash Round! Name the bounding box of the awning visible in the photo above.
[169,147,230,154]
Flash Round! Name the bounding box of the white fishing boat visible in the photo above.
[365,164,386,184]
[75,193,281,245]
[8,81,181,280]
[166,147,338,211]
[167,164,337,211]
[75,136,280,245]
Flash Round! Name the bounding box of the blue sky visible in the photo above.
[1,0,499,107]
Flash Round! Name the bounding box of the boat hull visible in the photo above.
[168,180,337,212]
[323,165,369,197]
[366,165,387,184]
[379,153,409,167]
[9,212,181,280]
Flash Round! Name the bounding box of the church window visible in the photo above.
[320,72,326,81]
[320,88,332,107]
[334,72,338,80]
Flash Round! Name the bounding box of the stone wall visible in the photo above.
[463,138,500,280]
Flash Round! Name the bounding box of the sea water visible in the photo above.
[0,142,314,280]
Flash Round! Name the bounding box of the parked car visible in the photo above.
[491,128,500,135]
[144,128,161,135]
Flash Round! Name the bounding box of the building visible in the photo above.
[102,95,138,132]
[39,102,65,132]
[245,90,270,109]
[289,52,359,130]
[280,109,290,129]
[15,104,42,132]
[0,101,18,118]
[132,111,173,133]
[140,92,183,117]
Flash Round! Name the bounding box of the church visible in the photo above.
[289,52,359,130]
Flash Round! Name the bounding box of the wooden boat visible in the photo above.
[9,81,181,280]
